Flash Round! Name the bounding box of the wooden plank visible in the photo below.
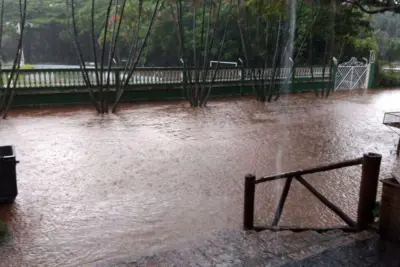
[391,171,400,185]
[272,177,293,226]
[357,153,382,230]
[295,175,356,227]
[255,157,362,184]
[243,174,256,230]
[256,225,357,233]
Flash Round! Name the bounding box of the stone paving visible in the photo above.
[282,236,400,267]
[104,229,387,267]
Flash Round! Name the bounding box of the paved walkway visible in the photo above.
[283,236,400,267]
[101,229,394,267]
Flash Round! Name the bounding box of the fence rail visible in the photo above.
[0,66,331,90]
[243,153,382,232]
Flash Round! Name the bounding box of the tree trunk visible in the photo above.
[0,0,27,118]
[201,0,233,107]
[268,17,282,103]
[112,0,162,113]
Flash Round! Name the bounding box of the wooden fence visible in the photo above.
[243,153,382,232]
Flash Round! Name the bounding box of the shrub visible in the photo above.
[21,64,35,70]
[375,62,400,88]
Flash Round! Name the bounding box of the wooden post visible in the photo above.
[357,153,382,230]
[397,137,400,157]
[296,175,356,227]
[272,177,293,226]
[244,174,256,230]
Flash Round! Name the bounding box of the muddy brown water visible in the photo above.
[0,90,399,266]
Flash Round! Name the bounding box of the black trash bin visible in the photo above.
[0,146,18,204]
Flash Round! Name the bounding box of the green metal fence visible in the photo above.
[0,66,331,90]
[1,66,335,107]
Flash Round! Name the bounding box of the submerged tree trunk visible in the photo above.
[325,0,337,98]
[68,0,161,114]
[0,0,27,119]
[68,0,100,113]
[112,0,162,113]
[172,0,231,108]
[275,2,321,101]
[268,17,282,103]
[320,40,329,97]
[237,2,260,101]
[200,0,213,101]
[309,33,318,97]
[105,0,127,113]
[91,0,100,89]
[98,0,114,113]
[262,22,270,99]
[201,0,232,107]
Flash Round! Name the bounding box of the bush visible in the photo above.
[375,62,400,88]
[377,71,400,88]
[21,64,35,70]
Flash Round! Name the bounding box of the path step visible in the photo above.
[109,229,377,267]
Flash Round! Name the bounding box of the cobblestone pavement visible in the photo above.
[101,229,386,267]
[282,236,400,267]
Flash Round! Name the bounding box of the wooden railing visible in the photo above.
[243,153,382,232]
[0,66,331,90]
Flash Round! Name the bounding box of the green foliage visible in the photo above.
[293,3,375,64]
[21,64,35,69]
[0,0,380,66]
[386,38,400,60]
[377,71,400,87]
[246,0,286,20]
[375,62,400,87]
[371,11,400,61]
[352,36,379,57]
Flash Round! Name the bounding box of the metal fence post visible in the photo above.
[357,153,382,230]
[244,174,256,230]
[240,66,245,95]
[115,69,121,93]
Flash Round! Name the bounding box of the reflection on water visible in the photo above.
[0,90,399,266]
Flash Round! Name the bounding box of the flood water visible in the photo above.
[0,90,399,266]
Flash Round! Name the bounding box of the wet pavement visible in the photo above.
[0,89,400,266]
[282,234,400,267]
[108,229,389,267]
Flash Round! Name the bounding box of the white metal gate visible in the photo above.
[335,57,369,90]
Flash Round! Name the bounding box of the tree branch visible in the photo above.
[344,0,400,14]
